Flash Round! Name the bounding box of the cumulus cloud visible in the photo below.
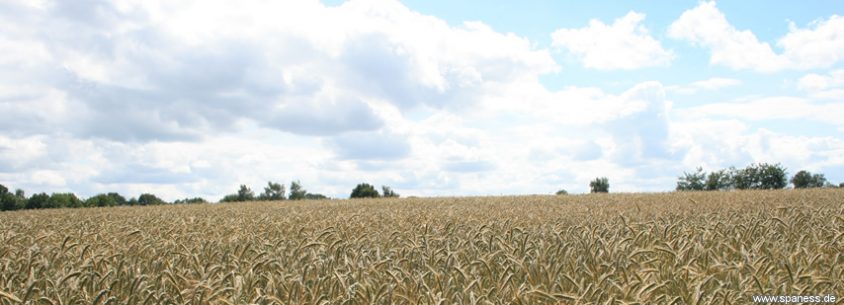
[669,1,844,72]
[551,11,674,70]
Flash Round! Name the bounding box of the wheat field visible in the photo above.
[1,189,842,304]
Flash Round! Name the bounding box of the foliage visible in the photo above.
[382,186,400,198]
[237,185,255,201]
[259,181,286,201]
[219,194,241,203]
[676,167,706,191]
[138,193,166,205]
[704,169,733,191]
[731,163,787,190]
[0,184,21,211]
[48,193,84,209]
[26,193,50,209]
[86,193,127,207]
[1,189,842,304]
[173,197,207,204]
[791,170,827,189]
[555,189,568,195]
[304,193,328,200]
[351,183,380,198]
[589,177,609,193]
[288,181,306,200]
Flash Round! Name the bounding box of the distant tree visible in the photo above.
[237,185,255,201]
[174,197,207,204]
[128,197,139,206]
[14,189,24,199]
[555,189,568,195]
[220,194,241,203]
[755,163,788,189]
[840,182,844,188]
[48,193,83,208]
[26,192,50,209]
[138,193,166,205]
[351,183,380,198]
[590,177,609,193]
[304,193,328,200]
[676,167,706,191]
[259,181,286,201]
[86,193,127,207]
[791,170,827,189]
[705,169,733,191]
[381,186,400,198]
[1,184,20,211]
[288,181,306,200]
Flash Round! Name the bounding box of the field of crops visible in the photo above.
[1,189,842,304]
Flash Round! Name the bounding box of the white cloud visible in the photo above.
[798,70,844,99]
[551,11,674,70]
[667,77,742,95]
[669,2,844,72]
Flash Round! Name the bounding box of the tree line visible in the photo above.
[3,163,841,211]
[0,180,402,211]
[555,163,840,195]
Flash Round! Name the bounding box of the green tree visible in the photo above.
[590,177,609,193]
[49,193,83,208]
[237,185,255,201]
[86,193,127,207]
[288,181,306,200]
[304,193,328,200]
[174,197,207,204]
[704,169,733,191]
[26,192,50,209]
[259,181,286,201]
[382,186,399,198]
[676,167,706,191]
[555,189,568,195]
[351,183,380,198]
[1,184,20,211]
[220,194,241,203]
[791,170,827,189]
[138,193,166,205]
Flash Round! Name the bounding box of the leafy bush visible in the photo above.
[556,189,568,195]
[590,177,609,193]
[351,183,380,198]
[676,167,706,191]
[790,170,827,189]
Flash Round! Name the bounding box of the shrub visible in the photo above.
[351,183,380,198]
[556,189,568,195]
[304,193,328,200]
[590,177,609,193]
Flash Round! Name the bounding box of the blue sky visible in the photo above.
[1,0,843,200]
